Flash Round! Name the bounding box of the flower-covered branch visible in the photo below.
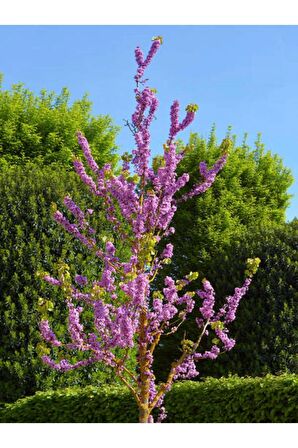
[37,37,260,423]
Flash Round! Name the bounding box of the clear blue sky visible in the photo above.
[0,25,297,220]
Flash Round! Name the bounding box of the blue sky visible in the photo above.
[0,25,297,220]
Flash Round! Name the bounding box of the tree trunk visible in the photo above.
[138,308,151,423]
[139,404,150,423]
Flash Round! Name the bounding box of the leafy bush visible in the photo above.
[0,163,132,403]
[163,129,293,279]
[164,374,298,423]
[154,221,298,380]
[0,375,296,423]
[0,77,119,168]
[154,130,296,380]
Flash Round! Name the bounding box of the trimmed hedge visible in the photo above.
[164,374,298,423]
[154,221,298,381]
[0,163,132,403]
[1,374,297,423]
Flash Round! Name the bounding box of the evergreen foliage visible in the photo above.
[0,77,119,168]
[0,80,127,402]
[169,128,293,274]
[0,163,132,403]
[154,129,296,380]
[1,375,296,423]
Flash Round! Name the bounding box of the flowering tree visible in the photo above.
[38,37,260,423]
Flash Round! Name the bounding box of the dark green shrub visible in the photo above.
[154,130,296,380]
[0,385,138,423]
[1,375,296,423]
[0,163,132,403]
[154,221,298,380]
[164,374,298,423]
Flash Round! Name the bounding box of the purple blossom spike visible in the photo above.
[77,131,99,174]
[174,356,199,380]
[39,320,62,347]
[181,153,228,201]
[224,278,252,323]
[43,275,62,287]
[73,159,99,194]
[53,210,96,250]
[169,100,180,140]
[66,300,86,349]
[197,279,215,319]
[75,275,88,287]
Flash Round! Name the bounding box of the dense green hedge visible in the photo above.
[0,163,132,403]
[154,221,298,380]
[154,130,296,380]
[164,374,298,423]
[1,375,297,423]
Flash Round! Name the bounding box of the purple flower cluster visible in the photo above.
[53,210,96,250]
[64,196,96,235]
[73,159,99,195]
[197,279,215,319]
[174,356,199,380]
[39,320,62,347]
[224,278,252,323]
[93,300,137,350]
[66,301,86,349]
[169,101,198,141]
[194,345,220,361]
[120,273,150,307]
[161,243,173,260]
[75,275,88,287]
[76,131,99,174]
[215,328,236,351]
[181,153,228,201]
[43,275,62,287]
[134,38,162,84]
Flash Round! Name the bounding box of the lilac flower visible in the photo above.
[75,275,88,287]
[39,320,62,347]
[215,328,236,351]
[169,100,180,140]
[43,275,62,287]
[98,265,116,293]
[64,196,86,227]
[41,355,103,372]
[134,38,162,83]
[53,210,96,250]
[181,153,228,201]
[224,278,252,323]
[174,356,199,380]
[197,279,215,319]
[212,277,252,323]
[163,276,179,304]
[77,131,99,174]
[66,301,85,349]
[93,300,111,344]
[161,243,173,260]
[71,288,92,304]
[135,46,144,66]
[105,241,116,256]
[194,345,220,361]
[120,273,150,307]
[177,292,195,314]
[73,159,98,194]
